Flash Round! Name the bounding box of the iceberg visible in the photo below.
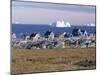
[54,20,71,27]
[90,24,95,27]
[65,22,71,27]
[87,23,95,27]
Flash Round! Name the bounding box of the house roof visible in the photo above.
[72,28,81,36]
[81,30,85,33]
[30,32,38,37]
[44,31,52,36]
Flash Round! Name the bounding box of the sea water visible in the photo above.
[12,24,96,38]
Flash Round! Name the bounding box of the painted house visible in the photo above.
[44,30,54,41]
[12,32,16,42]
[72,28,82,36]
[58,32,66,41]
[56,32,66,48]
[20,32,29,40]
[30,32,41,42]
[81,30,88,37]
[64,33,73,38]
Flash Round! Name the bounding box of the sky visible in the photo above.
[12,1,96,25]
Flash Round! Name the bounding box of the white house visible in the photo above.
[12,32,16,42]
[32,33,41,42]
[44,31,55,41]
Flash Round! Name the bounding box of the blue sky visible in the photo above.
[12,1,96,25]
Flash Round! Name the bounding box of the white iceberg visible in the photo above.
[90,24,95,27]
[55,20,71,27]
[87,23,95,27]
[14,21,20,24]
[65,22,71,27]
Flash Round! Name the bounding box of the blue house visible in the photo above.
[72,28,82,36]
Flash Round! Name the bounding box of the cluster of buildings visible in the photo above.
[12,28,96,49]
